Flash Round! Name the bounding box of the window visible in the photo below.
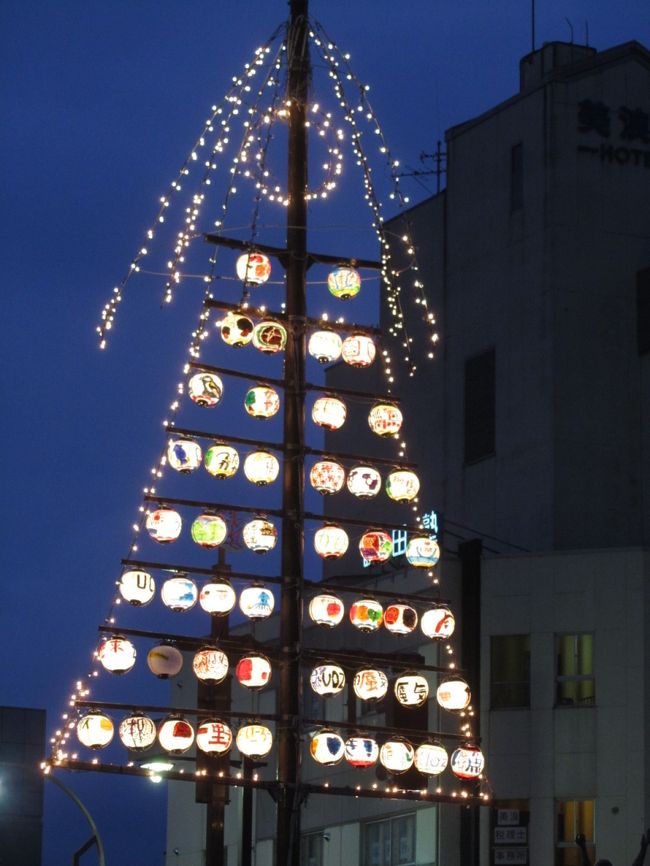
[362,814,416,866]
[510,142,524,211]
[637,268,650,355]
[556,634,595,707]
[490,635,530,709]
[556,800,594,866]
[301,833,323,866]
[464,348,495,464]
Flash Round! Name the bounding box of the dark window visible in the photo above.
[637,268,650,355]
[490,635,530,709]
[362,814,416,866]
[510,142,523,211]
[556,634,595,707]
[300,833,323,866]
[464,348,495,464]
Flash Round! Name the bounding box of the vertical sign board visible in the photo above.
[492,808,529,865]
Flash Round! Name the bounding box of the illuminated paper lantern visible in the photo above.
[349,599,384,632]
[345,736,379,769]
[394,674,429,707]
[236,655,272,689]
[167,438,202,473]
[158,717,195,754]
[118,715,157,751]
[308,594,344,628]
[147,644,183,679]
[415,743,448,776]
[346,465,381,498]
[244,386,280,419]
[196,720,233,755]
[309,460,345,495]
[98,636,136,674]
[405,536,440,568]
[308,329,342,363]
[243,450,280,486]
[353,669,388,701]
[193,648,229,684]
[219,311,254,347]
[191,513,227,549]
[314,524,349,559]
[327,266,361,300]
[239,586,275,620]
[252,320,287,353]
[77,713,114,749]
[310,730,345,766]
[242,518,277,554]
[341,333,376,368]
[310,664,346,696]
[420,606,455,639]
[146,508,182,544]
[118,569,155,606]
[436,677,471,711]
[161,575,198,612]
[359,530,392,564]
[236,252,271,285]
[236,724,273,759]
[450,745,485,780]
[311,397,346,430]
[385,470,420,503]
[199,578,237,615]
[204,444,239,478]
[379,739,415,774]
[188,371,223,407]
[368,403,403,437]
[383,604,418,635]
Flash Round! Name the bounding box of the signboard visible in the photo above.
[494,849,528,865]
[362,509,441,567]
[494,828,527,844]
[492,807,529,866]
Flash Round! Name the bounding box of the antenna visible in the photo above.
[585,19,590,46]
[565,17,574,43]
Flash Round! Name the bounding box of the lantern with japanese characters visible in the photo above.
[118,569,155,606]
[239,585,275,620]
[146,508,182,544]
[311,396,346,430]
[98,636,136,674]
[167,438,202,473]
[436,677,471,711]
[242,518,277,554]
[383,604,418,635]
[310,730,345,766]
[308,594,344,628]
[359,530,392,564]
[204,444,239,478]
[394,673,429,708]
[420,606,455,639]
[219,311,254,347]
[308,329,342,364]
[310,664,346,697]
[405,536,440,568]
[188,371,223,407]
[349,598,384,632]
[314,524,349,559]
[346,465,381,499]
[353,668,388,702]
[236,654,272,689]
[327,266,361,300]
[341,333,376,368]
[199,578,237,616]
[191,513,227,549]
[236,724,273,759]
[415,743,448,776]
[379,739,415,774]
[161,575,198,612]
[368,403,403,437]
[158,717,195,754]
[345,736,379,769]
[385,470,420,503]
[119,714,157,752]
[147,644,183,678]
[244,386,280,419]
[236,252,271,285]
[309,460,345,495]
[196,720,233,755]
[243,450,280,485]
[77,713,114,749]
[193,648,229,684]
[450,744,485,780]
[252,320,287,354]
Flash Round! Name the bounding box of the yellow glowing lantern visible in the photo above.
[161,575,198,612]
[252,320,287,354]
[219,311,254,347]
[236,252,271,285]
[158,717,195,754]
[146,508,182,544]
[327,266,361,300]
[344,736,379,768]
[191,513,227,549]
[308,594,344,628]
[98,636,136,674]
[310,730,345,766]
[236,654,272,689]
[242,518,277,553]
[77,713,114,749]
[147,644,183,679]
[415,743,449,776]
[405,536,440,568]
[243,450,280,485]
[379,739,415,774]
[421,606,455,639]
[385,470,420,503]
[341,333,376,367]
[196,720,233,755]
[236,724,273,759]
[346,465,381,498]
[309,460,345,495]
[359,530,393,564]
[193,648,229,684]
[384,604,418,635]
[311,396,347,430]
[204,444,239,478]
[353,668,388,701]
[436,677,471,711]
[314,524,349,559]
[239,585,275,620]
[450,744,485,779]
[199,578,237,615]
[394,673,429,707]
[118,569,155,606]
[167,438,202,473]
[310,664,346,696]
[349,599,384,632]
[308,330,342,364]
[188,371,223,407]
[244,386,280,419]
[368,403,403,437]
[118,715,157,751]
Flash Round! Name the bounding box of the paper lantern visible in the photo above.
[310,730,345,766]
[349,599,384,632]
[359,530,392,564]
[311,397,346,430]
[405,536,440,568]
[308,330,342,364]
[415,743,448,776]
[242,518,277,554]
[236,655,272,689]
[204,444,239,478]
[118,715,157,751]
[147,644,183,678]
[346,465,381,499]
[199,579,237,615]
[308,594,344,628]
[146,508,182,544]
[394,674,429,707]
[219,311,254,347]
[341,333,376,367]
[384,604,418,635]
[309,460,345,495]
[193,648,229,684]
[436,677,471,711]
[191,513,227,549]
[252,320,287,354]
[239,585,275,620]
[236,252,271,285]
[118,570,155,606]
[166,438,202,473]
[385,470,420,503]
[310,664,346,696]
[77,713,114,749]
[196,720,233,755]
[161,576,198,612]
[314,524,349,559]
[158,717,195,754]
[244,386,280,419]
[98,637,136,674]
[327,266,361,300]
[188,371,223,407]
[379,739,415,774]
[420,606,455,639]
[450,745,485,780]
[243,450,280,485]
[368,403,403,437]
[353,669,388,701]
[236,724,273,759]
[345,736,379,769]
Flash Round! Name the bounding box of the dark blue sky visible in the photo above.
[2,1,649,863]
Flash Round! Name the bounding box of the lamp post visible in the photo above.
[46,775,106,866]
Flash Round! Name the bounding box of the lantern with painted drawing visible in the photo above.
[420,606,455,639]
[244,386,280,419]
[353,668,388,702]
[346,465,381,499]
[236,724,273,759]
[199,578,237,616]
[368,403,403,437]
[394,673,429,708]
[344,736,379,769]
[308,329,342,364]
[309,460,345,495]
[192,648,229,684]
[349,599,384,632]
[311,396,346,430]
[118,714,157,752]
[309,664,346,697]
[167,438,202,473]
[436,677,471,711]
[196,720,233,755]
[405,535,440,568]
[243,450,279,486]
[77,713,114,750]
[450,744,485,780]
[252,320,287,354]
[239,585,275,620]
[236,655,272,690]
[379,739,415,774]
[219,311,254,347]
[204,444,239,478]
[145,508,182,544]
[383,603,418,635]
[310,730,345,766]
[242,518,277,554]
[191,513,227,549]
[235,252,271,285]
[118,570,155,606]
[359,530,392,564]
[341,333,376,368]
[327,266,361,300]
[161,575,198,612]
[147,644,183,679]
[314,524,349,559]
[308,594,344,628]
[385,470,420,503]
[98,636,136,674]
[415,743,449,776]
[188,371,223,407]
[158,717,195,755]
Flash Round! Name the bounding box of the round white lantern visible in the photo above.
[385,470,420,503]
[167,438,202,473]
[236,252,271,285]
[311,397,347,430]
[415,743,449,776]
[219,311,254,347]
[98,636,136,674]
[236,724,273,759]
[349,599,384,632]
[384,604,418,635]
[310,664,346,696]
[199,579,237,615]
[158,717,195,754]
[450,744,485,780]
[252,320,287,354]
[359,530,393,564]
[243,450,280,486]
[77,713,114,749]
[147,644,183,678]
[327,266,361,300]
[353,669,388,701]
[308,594,344,628]
[242,518,277,553]
[193,648,229,684]
[118,715,157,751]
[188,371,223,407]
[405,536,440,568]
[310,730,345,766]
[346,465,381,498]
[314,524,349,559]
[341,333,376,368]
[239,585,275,620]
[309,460,345,495]
[345,736,379,769]
[146,508,182,544]
[191,513,227,549]
[196,720,233,755]
[436,677,471,711]
[308,330,342,364]
[379,739,415,774]
[368,403,403,437]
[161,576,198,612]
[236,655,272,689]
[244,386,280,419]
[420,606,455,639]
[204,444,239,478]
[118,570,155,606]
[394,674,429,707]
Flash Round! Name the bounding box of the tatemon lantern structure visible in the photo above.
[161,575,198,612]
[344,736,379,769]
[314,524,349,559]
[236,252,271,285]
[310,730,345,766]
[310,664,346,697]
[196,720,233,755]
[379,739,415,774]
[252,320,287,353]
[394,673,429,707]
[147,644,183,678]
[77,713,114,750]
[346,465,381,498]
[353,668,388,701]
[98,636,136,675]
[437,677,471,711]
[359,530,393,563]
[167,438,202,473]
[327,266,361,300]
[243,450,280,485]
[383,603,418,635]
[188,371,223,407]
[368,403,403,437]
[193,648,229,684]
[204,444,240,478]
[307,329,342,364]
[158,717,195,754]
[450,745,485,780]
[309,460,345,495]
[349,598,384,632]
[118,715,157,752]
[415,743,449,776]
[420,606,455,639]
[199,578,237,615]
[242,518,277,553]
[244,386,280,419]
[405,536,440,568]
[191,512,228,549]
[236,654,272,689]
[239,585,275,620]
[308,593,344,627]
[341,333,376,368]
[311,396,346,430]
[236,724,273,759]
[385,469,420,503]
[145,508,182,544]
[118,569,155,606]
[219,311,254,347]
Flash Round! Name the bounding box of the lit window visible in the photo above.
[300,833,323,866]
[556,800,594,866]
[490,635,530,709]
[362,814,415,866]
[556,634,595,707]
